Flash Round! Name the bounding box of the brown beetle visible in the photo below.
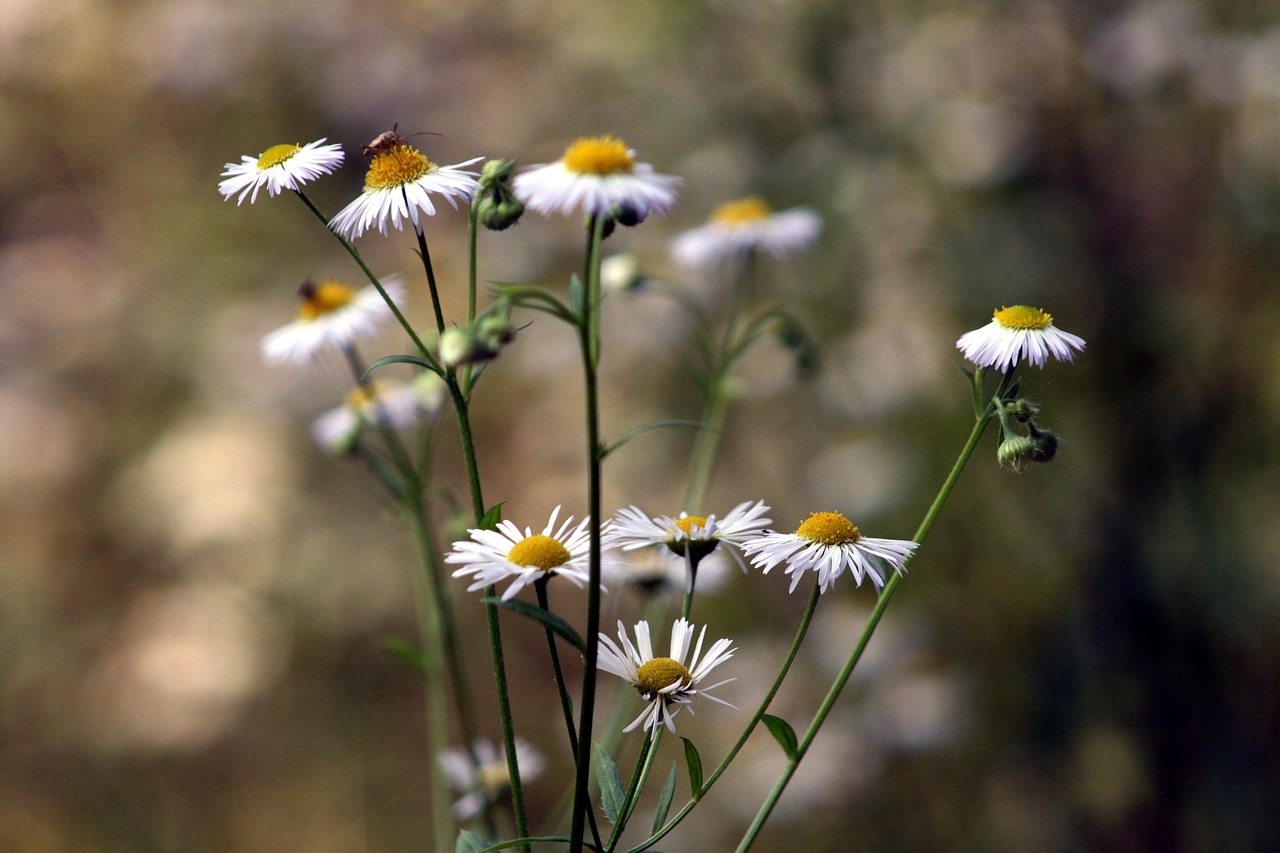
[361,123,444,157]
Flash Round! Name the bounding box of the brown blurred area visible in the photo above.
[4,0,1280,850]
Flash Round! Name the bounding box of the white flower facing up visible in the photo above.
[219,139,344,205]
[512,135,681,220]
[311,373,447,453]
[610,500,771,568]
[670,197,822,269]
[598,618,736,737]
[445,506,599,601]
[742,511,919,594]
[329,144,483,239]
[261,277,405,366]
[955,305,1086,372]
[438,738,545,822]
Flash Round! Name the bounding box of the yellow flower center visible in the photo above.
[636,656,692,697]
[562,136,635,175]
[257,143,300,170]
[673,516,708,538]
[993,305,1052,330]
[297,280,356,321]
[507,534,571,570]
[365,145,434,190]
[345,384,379,408]
[477,763,512,795]
[711,197,772,224]
[795,511,862,545]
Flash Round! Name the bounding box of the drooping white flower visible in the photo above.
[513,135,680,220]
[609,500,771,569]
[330,144,482,238]
[219,139,344,205]
[311,373,446,453]
[742,511,918,593]
[598,618,736,736]
[671,197,821,269]
[261,277,405,366]
[955,305,1085,371]
[445,507,601,601]
[438,738,545,821]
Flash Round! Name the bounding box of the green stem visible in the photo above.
[569,214,608,853]
[535,579,581,760]
[733,404,998,853]
[628,580,821,853]
[413,222,447,334]
[606,730,662,853]
[293,190,435,364]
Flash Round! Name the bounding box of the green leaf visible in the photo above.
[682,737,703,794]
[380,636,428,677]
[455,829,491,853]
[594,743,626,824]
[480,597,586,653]
[364,353,441,376]
[652,760,677,834]
[569,273,585,319]
[602,420,708,458]
[760,714,798,760]
[479,501,506,531]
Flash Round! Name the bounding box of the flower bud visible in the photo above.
[479,159,516,188]
[997,434,1037,472]
[1004,398,1041,423]
[611,203,646,227]
[477,315,515,350]
[477,192,524,231]
[600,253,644,294]
[1027,423,1060,464]
[439,327,492,368]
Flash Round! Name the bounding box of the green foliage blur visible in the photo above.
[4,0,1280,850]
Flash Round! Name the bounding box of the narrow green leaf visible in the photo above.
[760,714,798,760]
[455,829,491,853]
[364,353,440,375]
[682,737,703,794]
[479,501,506,531]
[652,760,678,834]
[380,636,428,677]
[480,597,586,653]
[594,743,626,824]
[602,420,708,458]
[569,273,585,319]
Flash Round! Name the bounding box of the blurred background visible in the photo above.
[4,0,1280,850]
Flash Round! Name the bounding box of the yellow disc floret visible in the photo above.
[636,656,692,698]
[993,305,1052,330]
[257,143,300,170]
[795,511,862,546]
[507,534,571,570]
[298,280,356,320]
[711,197,772,225]
[562,136,635,175]
[365,145,434,190]
[673,516,709,538]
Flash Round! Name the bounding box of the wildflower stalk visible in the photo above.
[534,578,581,759]
[627,579,821,853]
[733,370,1015,852]
[606,729,663,852]
[569,214,609,853]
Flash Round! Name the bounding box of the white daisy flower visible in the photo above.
[956,305,1086,372]
[512,135,681,220]
[445,506,601,601]
[219,139,344,205]
[599,619,736,737]
[261,277,405,366]
[311,373,447,453]
[670,197,821,269]
[610,500,771,569]
[329,144,483,239]
[742,511,919,594]
[438,738,545,822]
[603,546,730,597]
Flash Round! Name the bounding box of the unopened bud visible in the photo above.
[1027,423,1060,465]
[1004,398,1041,423]
[997,434,1037,473]
[611,203,646,228]
[479,159,516,188]
[477,315,515,350]
[439,327,492,368]
[600,253,644,294]
[477,193,524,231]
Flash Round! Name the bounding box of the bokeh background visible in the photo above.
[5,0,1280,850]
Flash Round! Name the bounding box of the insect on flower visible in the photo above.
[362,123,444,157]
